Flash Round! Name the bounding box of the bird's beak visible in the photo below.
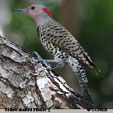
[12,9,28,13]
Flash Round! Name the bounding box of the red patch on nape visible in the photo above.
[43,8,52,18]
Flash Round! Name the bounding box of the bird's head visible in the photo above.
[12,5,52,26]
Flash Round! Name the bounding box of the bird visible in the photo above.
[12,4,99,104]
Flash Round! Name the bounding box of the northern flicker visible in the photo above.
[12,4,98,104]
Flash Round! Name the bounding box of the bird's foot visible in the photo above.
[45,59,64,70]
[32,51,52,70]
[32,51,64,71]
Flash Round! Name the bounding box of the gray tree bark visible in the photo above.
[0,36,95,110]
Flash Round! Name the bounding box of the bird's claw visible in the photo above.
[32,51,52,70]
[32,51,63,71]
[42,60,52,70]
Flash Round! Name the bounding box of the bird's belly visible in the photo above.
[41,40,68,60]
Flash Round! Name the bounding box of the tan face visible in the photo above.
[25,5,43,18]
[12,4,52,26]
[12,5,43,19]
[12,4,52,19]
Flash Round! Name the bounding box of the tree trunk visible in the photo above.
[0,36,95,109]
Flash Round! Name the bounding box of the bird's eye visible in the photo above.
[31,6,35,10]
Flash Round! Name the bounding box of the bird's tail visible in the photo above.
[90,65,101,76]
[67,56,94,104]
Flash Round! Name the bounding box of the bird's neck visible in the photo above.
[34,14,51,27]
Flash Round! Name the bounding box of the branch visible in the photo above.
[0,36,95,109]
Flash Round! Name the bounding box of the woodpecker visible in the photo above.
[12,4,99,104]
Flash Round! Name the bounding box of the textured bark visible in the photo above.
[0,36,95,109]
